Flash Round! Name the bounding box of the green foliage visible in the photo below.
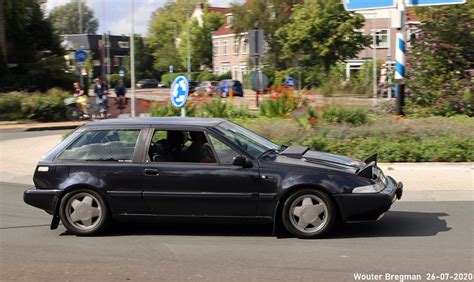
[303,136,473,162]
[201,98,256,118]
[149,102,197,117]
[148,1,223,73]
[322,106,368,126]
[259,88,308,117]
[234,116,474,162]
[123,35,156,82]
[406,3,473,116]
[0,89,70,121]
[0,92,24,120]
[215,72,232,81]
[179,12,224,70]
[1,0,66,92]
[202,98,234,118]
[196,71,216,82]
[231,0,303,69]
[276,0,368,84]
[48,0,98,34]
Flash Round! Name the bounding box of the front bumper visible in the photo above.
[334,176,403,222]
[23,188,62,214]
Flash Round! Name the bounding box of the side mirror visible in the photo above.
[232,156,252,168]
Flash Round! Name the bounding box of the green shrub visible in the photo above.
[0,92,24,120]
[202,98,233,118]
[0,89,69,121]
[21,89,69,121]
[322,106,368,126]
[303,136,473,162]
[196,71,216,82]
[149,102,197,117]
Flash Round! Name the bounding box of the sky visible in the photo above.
[45,0,233,35]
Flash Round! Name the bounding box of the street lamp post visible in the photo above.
[130,0,136,117]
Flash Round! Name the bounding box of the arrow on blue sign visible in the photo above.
[75,49,88,63]
[343,0,395,11]
[170,76,189,108]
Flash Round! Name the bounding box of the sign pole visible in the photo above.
[130,0,136,117]
[395,0,406,115]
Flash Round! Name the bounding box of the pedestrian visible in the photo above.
[93,77,108,117]
[114,79,127,105]
[73,82,89,117]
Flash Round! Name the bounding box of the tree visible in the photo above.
[147,0,190,73]
[231,0,303,69]
[405,3,473,116]
[178,11,223,71]
[276,0,367,85]
[123,35,156,81]
[147,1,223,74]
[48,0,98,34]
[1,0,70,91]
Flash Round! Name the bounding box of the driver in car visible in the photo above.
[184,132,215,163]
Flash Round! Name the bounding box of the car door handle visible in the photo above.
[144,168,159,176]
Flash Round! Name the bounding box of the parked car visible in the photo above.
[157,81,166,88]
[188,81,199,94]
[24,117,403,238]
[196,81,219,95]
[137,79,159,88]
[217,79,244,97]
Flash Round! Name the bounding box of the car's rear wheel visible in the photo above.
[59,189,108,235]
[282,189,335,239]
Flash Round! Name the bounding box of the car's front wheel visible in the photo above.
[59,189,108,235]
[282,189,335,239]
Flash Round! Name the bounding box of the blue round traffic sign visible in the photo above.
[75,49,88,63]
[119,70,125,77]
[170,76,189,108]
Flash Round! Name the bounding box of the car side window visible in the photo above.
[208,134,240,165]
[57,129,140,162]
[148,130,217,164]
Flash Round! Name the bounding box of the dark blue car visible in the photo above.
[218,79,244,97]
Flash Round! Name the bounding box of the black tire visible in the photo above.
[66,107,81,121]
[282,189,335,239]
[59,189,109,235]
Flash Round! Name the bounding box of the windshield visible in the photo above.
[214,121,280,158]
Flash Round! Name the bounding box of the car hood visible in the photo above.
[270,146,366,172]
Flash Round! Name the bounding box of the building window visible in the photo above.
[113,57,120,67]
[242,38,249,54]
[223,40,228,56]
[233,39,239,55]
[213,40,219,56]
[371,29,390,49]
[221,64,230,74]
[117,41,130,49]
[226,13,233,27]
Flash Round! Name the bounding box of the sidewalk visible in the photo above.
[0,132,472,201]
[0,120,87,132]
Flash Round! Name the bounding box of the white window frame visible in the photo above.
[233,39,239,55]
[371,29,390,49]
[242,38,249,54]
[117,41,130,49]
[213,40,219,56]
[222,40,228,56]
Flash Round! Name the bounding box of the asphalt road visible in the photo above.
[1,181,472,281]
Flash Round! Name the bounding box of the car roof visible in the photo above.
[83,117,226,128]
